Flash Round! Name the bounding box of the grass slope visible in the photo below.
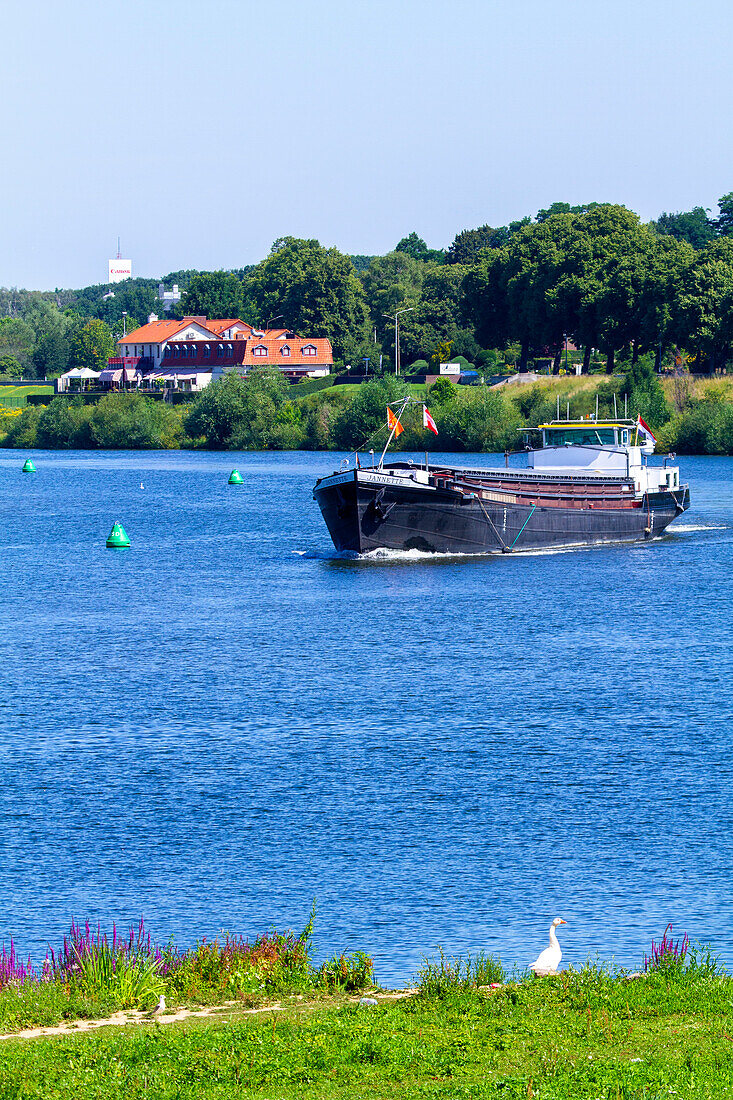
[2,969,733,1099]
[0,385,54,408]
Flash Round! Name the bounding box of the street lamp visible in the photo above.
[266,314,284,330]
[122,311,128,337]
[383,307,415,375]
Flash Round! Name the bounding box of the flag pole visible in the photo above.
[378,397,410,469]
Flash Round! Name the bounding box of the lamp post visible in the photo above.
[122,311,128,337]
[383,307,414,375]
[266,314,284,330]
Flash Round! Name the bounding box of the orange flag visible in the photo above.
[387,407,404,436]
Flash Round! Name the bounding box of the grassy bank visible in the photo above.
[0,385,54,408]
[1,955,732,1099]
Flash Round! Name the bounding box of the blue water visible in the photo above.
[0,450,731,984]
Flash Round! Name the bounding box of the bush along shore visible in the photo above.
[0,906,373,1036]
[1,360,733,455]
[0,922,732,1099]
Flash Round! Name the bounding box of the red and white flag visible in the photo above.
[636,415,656,444]
[422,405,438,435]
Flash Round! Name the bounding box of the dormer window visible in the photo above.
[281,345,291,356]
[253,344,268,357]
[302,344,317,357]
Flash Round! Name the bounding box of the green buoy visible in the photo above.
[22,459,36,473]
[106,522,131,549]
[228,469,243,485]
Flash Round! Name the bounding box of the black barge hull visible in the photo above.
[314,469,690,555]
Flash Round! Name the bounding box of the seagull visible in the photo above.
[152,995,166,1015]
[530,917,567,977]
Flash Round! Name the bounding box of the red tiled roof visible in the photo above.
[246,337,332,366]
[206,318,253,335]
[118,317,217,344]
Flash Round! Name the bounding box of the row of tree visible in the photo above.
[4,193,733,378]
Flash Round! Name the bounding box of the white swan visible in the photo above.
[530,917,567,976]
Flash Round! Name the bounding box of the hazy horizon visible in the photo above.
[2,0,732,290]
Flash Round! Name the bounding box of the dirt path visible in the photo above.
[0,988,419,1042]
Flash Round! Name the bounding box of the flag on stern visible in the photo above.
[387,407,404,436]
[422,405,438,435]
[636,415,657,444]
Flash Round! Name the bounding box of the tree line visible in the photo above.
[3,194,733,381]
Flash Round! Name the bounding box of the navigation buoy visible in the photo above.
[106,522,131,549]
[228,469,243,485]
[22,459,36,473]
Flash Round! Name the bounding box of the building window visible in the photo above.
[226,343,233,357]
[204,344,211,358]
[302,344,317,356]
[253,345,268,356]
[174,345,180,358]
[217,344,224,358]
[281,345,291,356]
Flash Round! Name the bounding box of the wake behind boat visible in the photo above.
[313,405,690,555]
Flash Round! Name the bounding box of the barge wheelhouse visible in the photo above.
[313,417,690,555]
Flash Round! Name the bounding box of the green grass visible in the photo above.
[0,385,54,408]
[3,965,733,1098]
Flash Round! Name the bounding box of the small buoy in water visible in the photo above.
[22,459,36,473]
[140,482,144,490]
[106,522,131,549]
[228,469,243,485]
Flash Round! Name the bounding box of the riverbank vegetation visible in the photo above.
[0,908,372,1036]
[0,927,731,1098]
[3,361,733,455]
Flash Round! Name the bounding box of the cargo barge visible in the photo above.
[313,414,690,555]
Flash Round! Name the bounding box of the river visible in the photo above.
[0,450,730,983]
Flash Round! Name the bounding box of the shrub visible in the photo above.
[416,948,505,997]
[317,951,374,992]
[644,923,689,975]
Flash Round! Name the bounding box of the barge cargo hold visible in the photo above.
[313,418,690,555]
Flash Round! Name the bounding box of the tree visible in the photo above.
[246,238,369,358]
[331,375,409,450]
[618,354,670,427]
[678,237,733,371]
[653,207,715,250]
[68,318,114,371]
[0,355,23,378]
[362,252,424,326]
[446,225,500,265]
[535,202,600,223]
[184,366,294,448]
[32,329,70,377]
[461,247,511,353]
[395,232,444,264]
[0,317,35,372]
[715,193,733,237]
[180,272,245,320]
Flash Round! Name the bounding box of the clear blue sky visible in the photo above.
[2,0,732,289]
